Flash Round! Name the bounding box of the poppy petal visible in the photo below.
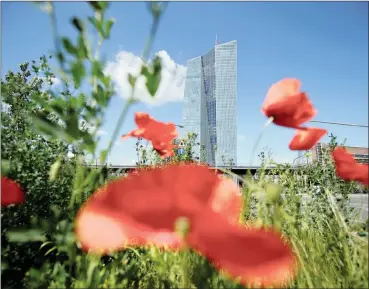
[134,112,152,127]
[1,177,25,207]
[261,78,317,128]
[263,78,301,108]
[289,127,327,150]
[211,178,242,224]
[332,147,369,187]
[357,164,369,186]
[121,112,178,157]
[332,147,356,165]
[75,201,182,254]
[188,211,297,288]
[75,164,227,253]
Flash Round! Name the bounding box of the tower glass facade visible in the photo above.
[182,40,237,166]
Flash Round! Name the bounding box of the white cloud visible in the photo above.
[105,50,187,105]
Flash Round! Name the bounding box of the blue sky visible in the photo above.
[2,1,368,165]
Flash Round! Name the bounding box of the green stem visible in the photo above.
[92,11,103,93]
[101,98,134,163]
[234,116,273,224]
[249,116,274,166]
[100,4,166,164]
[290,238,314,288]
[142,3,168,61]
[92,37,103,93]
[181,247,190,288]
[244,116,274,184]
[49,2,62,67]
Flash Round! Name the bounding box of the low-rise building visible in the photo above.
[311,143,368,164]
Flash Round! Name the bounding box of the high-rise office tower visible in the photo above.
[182,40,237,166]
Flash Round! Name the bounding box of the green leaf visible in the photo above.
[39,241,53,250]
[88,16,105,39]
[32,65,39,74]
[1,262,8,272]
[50,98,67,117]
[100,75,111,88]
[76,93,86,108]
[128,73,137,88]
[49,159,61,181]
[92,85,107,107]
[30,113,72,143]
[70,61,86,88]
[50,205,62,219]
[7,229,46,243]
[45,246,57,256]
[265,183,283,204]
[77,35,89,59]
[100,149,108,163]
[141,56,162,96]
[62,38,78,55]
[71,17,84,32]
[1,160,11,176]
[91,60,104,79]
[65,113,81,139]
[30,92,50,109]
[57,52,65,64]
[89,1,108,12]
[104,18,115,39]
[81,134,97,154]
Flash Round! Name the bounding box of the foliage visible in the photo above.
[2,2,368,289]
[135,132,203,167]
[1,58,79,289]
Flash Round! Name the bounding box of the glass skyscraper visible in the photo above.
[182,40,237,166]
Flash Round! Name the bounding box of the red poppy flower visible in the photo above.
[261,78,317,128]
[122,112,178,158]
[211,177,242,224]
[75,164,242,254]
[188,210,297,288]
[332,147,368,187]
[289,127,327,150]
[1,177,25,207]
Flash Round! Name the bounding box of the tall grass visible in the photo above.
[17,143,368,289]
[2,3,368,288]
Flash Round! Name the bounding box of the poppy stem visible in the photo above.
[175,217,191,287]
[249,116,274,166]
[239,117,274,224]
[181,246,190,288]
[246,119,272,177]
[101,5,165,165]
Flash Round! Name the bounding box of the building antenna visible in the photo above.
[215,33,218,46]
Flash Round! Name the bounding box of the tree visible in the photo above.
[1,58,78,289]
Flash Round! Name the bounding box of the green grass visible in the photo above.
[2,3,367,287]
[7,163,366,289]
